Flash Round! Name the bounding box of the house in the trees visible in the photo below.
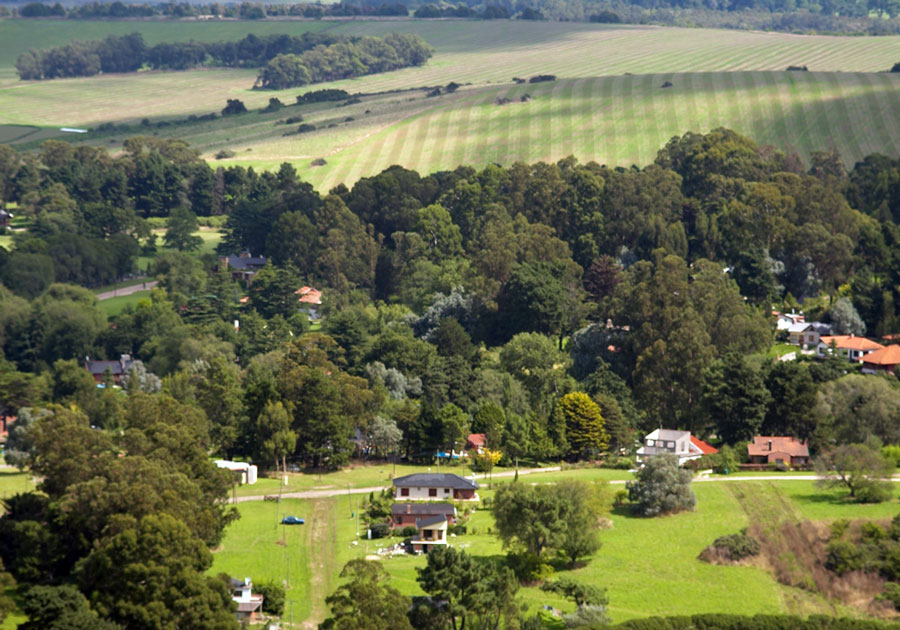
[410,514,449,553]
[296,286,323,320]
[218,252,266,283]
[465,433,486,455]
[636,429,717,466]
[747,436,809,467]
[0,416,15,443]
[0,209,11,228]
[817,335,884,362]
[391,502,456,528]
[788,322,830,347]
[393,473,479,501]
[84,354,134,385]
[861,345,900,374]
[774,310,804,331]
[230,577,264,622]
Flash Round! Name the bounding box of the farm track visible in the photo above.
[301,498,334,629]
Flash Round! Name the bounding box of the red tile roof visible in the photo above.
[690,436,718,455]
[466,433,486,447]
[296,286,322,305]
[747,436,809,458]
[862,345,900,366]
[819,335,884,352]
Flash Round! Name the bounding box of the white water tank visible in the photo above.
[247,465,258,484]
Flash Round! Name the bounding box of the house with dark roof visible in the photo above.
[636,429,717,466]
[218,252,267,283]
[393,473,479,501]
[391,502,456,528]
[230,577,264,622]
[84,354,133,385]
[747,436,809,467]
[0,209,11,228]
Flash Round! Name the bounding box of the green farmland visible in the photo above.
[217,472,900,628]
[2,20,900,189]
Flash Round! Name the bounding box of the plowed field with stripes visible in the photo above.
[1,19,899,187]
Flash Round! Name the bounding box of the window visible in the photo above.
[646,439,655,446]
[401,488,409,497]
[444,488,450,493]
[429,488,437,497]
[437,530,443,540]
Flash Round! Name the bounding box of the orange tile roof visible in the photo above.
[862,344,900,366]
[748,436,809,458]
[466,433,486,447]
[819,335,884,352]
[690,436,718,455]
[296,286,322,305]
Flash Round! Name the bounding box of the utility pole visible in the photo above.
[355,496,359,539]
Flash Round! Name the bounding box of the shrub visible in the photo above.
[445,81,460,92]
[426,87,441,97]
[627,453,696,516]
[564,604,610,628]
[878,582,900,610]
[214,149,235,160]
[394,525,418,537]
[825,540,862,575]
[311,158,327,166]
[786,65,809,71]
[449,523,467,535]
[260,97,284,113]
[506,552,553,584]
[297,123,316,133]
[613,489,628,507]
[590,10,622,22]
[369,523,390,539]
[883,444,900,467]
[295,88,350,104]
[892,62,900,72]
[706,531,761,561]
[255,581,285,615]
[856,478,893,503]
[221,98,247,116]
[529,74,556,83]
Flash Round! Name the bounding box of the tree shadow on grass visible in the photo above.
[790,491,855,505]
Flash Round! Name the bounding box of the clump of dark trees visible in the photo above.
[254,32,433,89]
[15,31,433,84]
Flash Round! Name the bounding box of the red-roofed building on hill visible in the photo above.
[862,345,900,374]
[747,436,809,467]
[465,433,486,454]
[296,286,323,320]
[818,335,884,362]
[690,436,718,456]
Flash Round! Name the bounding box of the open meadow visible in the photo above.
[2,20,900,188]
[211,465,900,627]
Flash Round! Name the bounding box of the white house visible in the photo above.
[774,311,804,331]
[393,473,479,501]
[410,514,449,553]
[636,429,717,466]
[817,335,885,362]
[231,577,264,622]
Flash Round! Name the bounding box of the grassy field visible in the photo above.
[2,20,900,188]
[209,498,314,623]
[97,291,153,316]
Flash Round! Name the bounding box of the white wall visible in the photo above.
[395,486,455,500]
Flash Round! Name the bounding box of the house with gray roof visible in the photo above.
[393,473,478,501]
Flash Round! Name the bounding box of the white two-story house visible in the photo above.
[636,429,717,466]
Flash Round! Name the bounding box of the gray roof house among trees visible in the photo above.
[392,473,479,489]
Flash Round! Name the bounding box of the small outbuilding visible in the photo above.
[861,345,900,374]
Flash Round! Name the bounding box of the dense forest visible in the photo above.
[14,31,433,83]
[7,0,900,33]
[6,128,900,627]
[4,129,900,465]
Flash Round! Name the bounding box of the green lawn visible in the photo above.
[237,471,900,627]
[235,461,557,497]
[210,498,314,624]
[0,468,36,504]
[97,291,153,317]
